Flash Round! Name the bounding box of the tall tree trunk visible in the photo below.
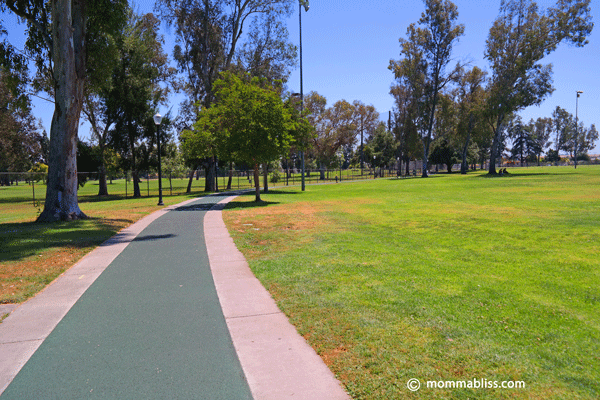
[461,115,473,175]
[253,163,261,202]
[263,163,269,193]
[421,89,440,178]
[488,115,504,175]
[37,0,87,222]
[489,131,499,175]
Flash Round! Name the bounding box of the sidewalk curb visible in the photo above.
[205,196,350,400]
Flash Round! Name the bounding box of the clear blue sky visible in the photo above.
[3,0,599,152]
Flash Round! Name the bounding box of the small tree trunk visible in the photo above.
[488,115,504,175]
[254,163,261,202]
[186,167,195,193]
[461,115,473,175]
[227,162,233,190]
[263,163,269,193]
[422,136,432,178]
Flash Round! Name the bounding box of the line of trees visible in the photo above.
[388,0,594,176]
[0,0,595,219]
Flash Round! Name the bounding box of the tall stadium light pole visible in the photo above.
[154,113,164,205]
[299,0,309,191]
[574,91,583,169]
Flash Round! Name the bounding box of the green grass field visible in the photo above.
[0,169,375,303]
[0,177,213,303]
[223,166,600,399]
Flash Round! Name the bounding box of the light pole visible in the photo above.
[575,90,583,169]
[154,112,164,206]
[299,0,309,191]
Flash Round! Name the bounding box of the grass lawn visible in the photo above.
[0,178,209,303]
[0,171,367,304]
[222,166,600,399]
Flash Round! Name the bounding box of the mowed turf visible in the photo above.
[222,166,600,399]
[0,178,208,303]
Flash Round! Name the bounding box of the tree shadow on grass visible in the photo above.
[224,199,280,210]
[0,217,127,263]
[474,171,565,178]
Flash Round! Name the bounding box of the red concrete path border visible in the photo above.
[205,196,350,400]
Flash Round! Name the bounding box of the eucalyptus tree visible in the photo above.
[1,0,128,221]
[454,66,487,174]
[106,12,174,198]
[353,100,379,171]
[389,0,465,177]
[157,0,295,192]
[236,12,297,83]
[484,0,593,175]
[390,82,422,175]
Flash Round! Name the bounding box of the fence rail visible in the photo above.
[4,160,594,208]
[0,167,422,208]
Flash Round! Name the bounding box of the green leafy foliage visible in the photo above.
[182,72,313,200]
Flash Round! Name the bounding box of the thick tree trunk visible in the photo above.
[254,163,261,202]
[132,170,141,198]
[98,164,108,196]
[37,0,87,222]
[204,159,216,192]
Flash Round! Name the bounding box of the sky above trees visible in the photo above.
[2,0,598,151]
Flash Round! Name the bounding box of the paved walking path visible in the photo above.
[0,194,349,399]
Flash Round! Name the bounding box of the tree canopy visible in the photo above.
[484,0,593,174]
[181,72,312,201]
